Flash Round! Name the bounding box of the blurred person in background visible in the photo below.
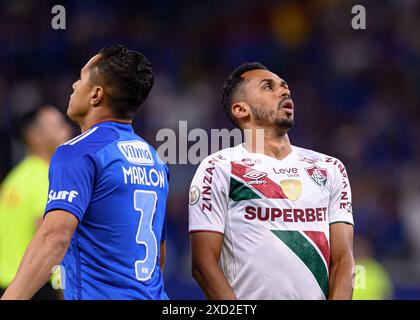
[0,105,72,299]
[352,235,394,300]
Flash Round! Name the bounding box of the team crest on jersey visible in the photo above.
[118,140,154,166]
[279,179,302,201]
[189,185,200,205]
[305,165,328,188]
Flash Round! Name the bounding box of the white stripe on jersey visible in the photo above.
[64,127,98,146]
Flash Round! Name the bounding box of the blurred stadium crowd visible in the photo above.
[0,0,419,299]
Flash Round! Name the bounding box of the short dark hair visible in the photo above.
[220,62,268,127]
[13,107,43,143]
[92,45,154,119]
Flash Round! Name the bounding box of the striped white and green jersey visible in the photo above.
[188,144,354,300]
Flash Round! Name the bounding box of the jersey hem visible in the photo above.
[329,220,354,227]
[189,228,224,235]
[44,203,83,223]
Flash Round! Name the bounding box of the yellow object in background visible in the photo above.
[0,156,49,288]
[353,258,394,300]
[270,3,309,48]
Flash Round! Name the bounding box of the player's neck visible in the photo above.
[27,148,52,164]
[243,127,292,161]
[79,111,132,133]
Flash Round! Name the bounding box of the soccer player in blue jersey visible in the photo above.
[1,45,169,300]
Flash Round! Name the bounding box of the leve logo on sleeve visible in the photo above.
[118,140,155,166]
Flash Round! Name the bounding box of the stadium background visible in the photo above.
[0,0,419,299]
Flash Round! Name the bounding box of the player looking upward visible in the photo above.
[189,62,355,300]
[2,45,169,300]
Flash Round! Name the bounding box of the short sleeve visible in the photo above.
[44,147,96,222]
[328,159,354,226]
[188,158,229,234]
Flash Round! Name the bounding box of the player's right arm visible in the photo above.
[188,156,237,300]
[1,210,77,300]
[190,231,236,299]
[2,145,96,300]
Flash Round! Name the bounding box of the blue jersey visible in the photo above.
[44,121,169,300]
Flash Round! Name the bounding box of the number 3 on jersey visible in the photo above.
[133,190,158,281]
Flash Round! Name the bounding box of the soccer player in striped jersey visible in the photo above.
[189,63,355,300]
[2,45,169,300]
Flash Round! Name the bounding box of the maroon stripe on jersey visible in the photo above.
[231,162,288,199]
[304,231,330,268]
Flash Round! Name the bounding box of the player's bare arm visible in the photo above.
[160,240,166,273]
[35,217,43,230]
[190,232,237,300]
[328,223,355,300]
[1,210,78,300]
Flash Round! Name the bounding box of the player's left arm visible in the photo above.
[328,222,355,300]
[159,206,168,274]
[327,158,355,300]
[35,217,43,230]
[1,210,77,300]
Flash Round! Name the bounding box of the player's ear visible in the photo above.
[231,101,250,121]
[90,86,104,107]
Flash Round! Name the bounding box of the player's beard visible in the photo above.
[274,117,294,130]
[250,105,294,132]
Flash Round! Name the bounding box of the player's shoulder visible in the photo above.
[293,145,348,176]
[53,126,119,162]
